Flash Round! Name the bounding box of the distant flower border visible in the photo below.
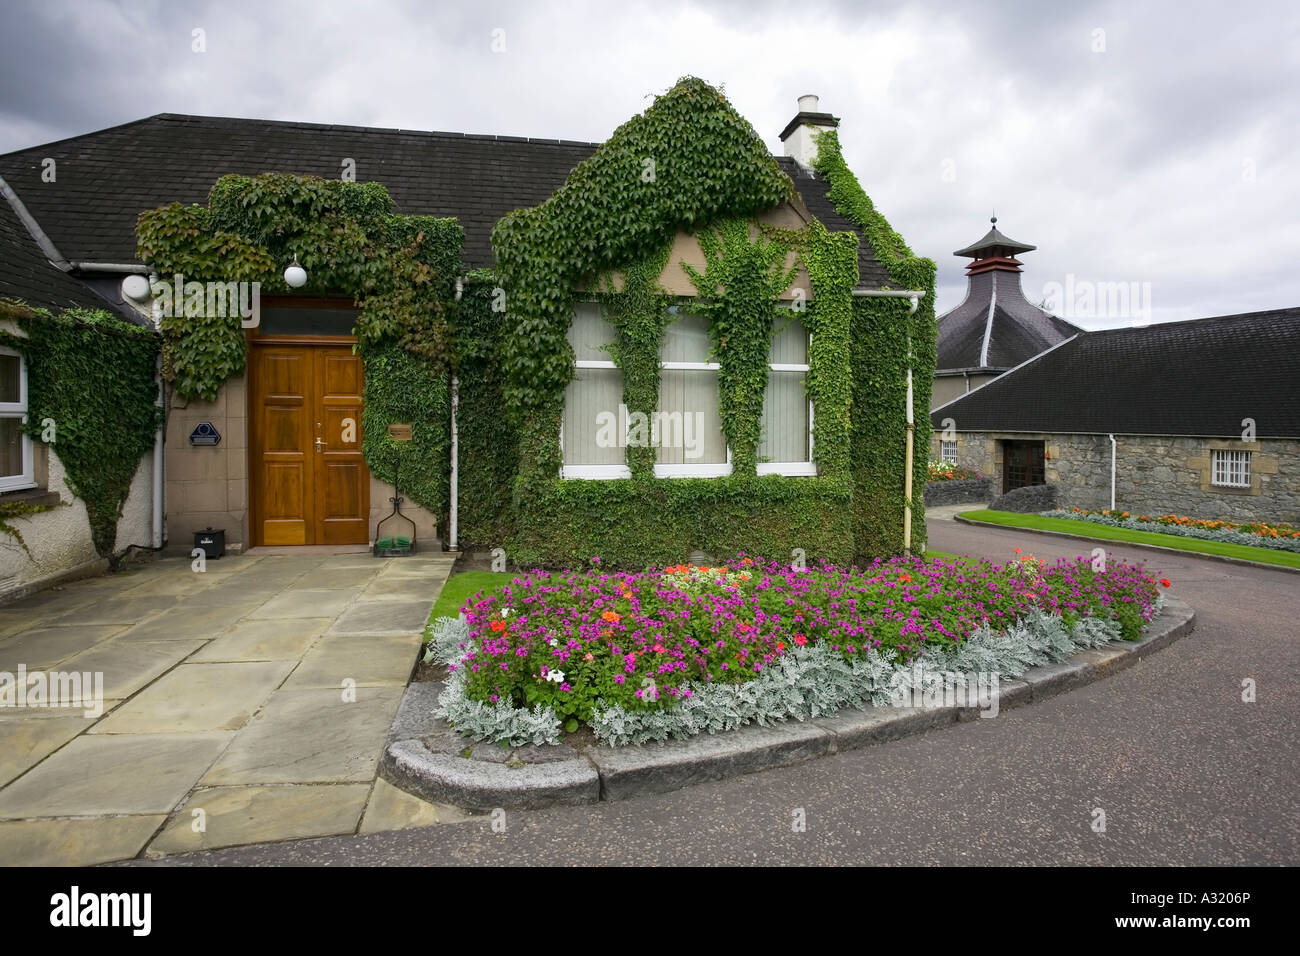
[1043,508,1300,553]
[928,460,983,482]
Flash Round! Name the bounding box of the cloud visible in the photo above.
[0,0,1296,323]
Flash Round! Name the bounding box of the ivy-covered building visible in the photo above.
[0,192,160,598]
[0,78,935,582]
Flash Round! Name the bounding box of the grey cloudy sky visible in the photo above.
[1,0,1296,324]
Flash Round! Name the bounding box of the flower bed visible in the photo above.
[1042,508,1300,553]
[928,460,982,482]
[425,554,1164,747]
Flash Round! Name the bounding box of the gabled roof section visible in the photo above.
[931,307,1300,439]
[0,182,121,313]
[0,111,893,285]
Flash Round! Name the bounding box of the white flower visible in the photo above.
[548,637,558,647]
[500,608,511,618]
[545,669,566,684]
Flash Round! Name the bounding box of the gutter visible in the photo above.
[447,275,464,553]
[150,273,165,550]
[852,288,927,554]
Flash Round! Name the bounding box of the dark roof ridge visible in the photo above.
[1,112,607,160]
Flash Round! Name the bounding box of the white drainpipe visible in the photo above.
[447,276,464,552]
[852,289,926,553]
[1109,433,1117,510]
[149,274,165,549]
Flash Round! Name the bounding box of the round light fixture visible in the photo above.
[284,255,307,289]
[121,273,152,302]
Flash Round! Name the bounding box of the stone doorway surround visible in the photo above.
[0,551,470,865]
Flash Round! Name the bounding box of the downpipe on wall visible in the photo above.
[852,289,926,555]
[447,276,464,553]
[1109,433,1117,511]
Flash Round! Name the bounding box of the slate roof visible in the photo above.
[0,113,892,285]
[931,307,1300,439]
[0,188,121,313]
[953,220,1036,259]
[937,269,1081,371]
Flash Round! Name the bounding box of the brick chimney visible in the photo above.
[779,94,839,169]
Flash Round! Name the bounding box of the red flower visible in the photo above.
[793,634,808,646]
[899,574,912,583]
[489,619,507,632]
[775,641,786,651]
[1160,578,1172,588]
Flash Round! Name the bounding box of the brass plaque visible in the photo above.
[387,423,413,441]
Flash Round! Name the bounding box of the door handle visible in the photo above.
[315,437,325,452]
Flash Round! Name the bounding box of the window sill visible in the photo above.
[0,487,60,507]
[756,463,817,477]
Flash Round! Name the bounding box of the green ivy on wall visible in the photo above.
[0,301,160,559]
[137,173,462,402]
[812,128,938,557]
[493,76,795,497]
[594,243,673,478]
[136,174,462,518]
[682,218,798,475]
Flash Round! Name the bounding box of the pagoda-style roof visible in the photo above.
[953,217,1037,259]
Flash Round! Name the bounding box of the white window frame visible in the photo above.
[1210,448,1251,488]
[757,310,815,477]
[0,346,35,493]
[559,307,631,479]
[940,439,958,462]
[653,310,732,478]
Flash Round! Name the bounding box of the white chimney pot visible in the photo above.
[798,94,820,113]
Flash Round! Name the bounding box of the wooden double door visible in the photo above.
[249,341,370,546]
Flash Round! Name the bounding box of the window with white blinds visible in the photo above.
[757,314,814,476]
[940,439,958,462]
[655,312,730,477]
[0,348,33,492]
[560,302,629,478]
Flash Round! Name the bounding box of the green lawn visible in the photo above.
[958,509,1300,569]
[427,571,517,624]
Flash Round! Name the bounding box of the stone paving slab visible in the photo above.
[49,595,179,626]
[0,732,233,817]
[114,601,265,642]
[146,784,372,856]
[294,567,383,590]
[281,633,419,690]
[0,714,88,787]
[202,686,404,785]
[188,618,331,663]
[248,588,362,620]
[359,778,473,833]
[90,661,295,734]
[0,624,124,670]
[0,815,167,867]
[328,600,431,635]
[56,638,207,703]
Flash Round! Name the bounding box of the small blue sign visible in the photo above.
[189,422,221,446]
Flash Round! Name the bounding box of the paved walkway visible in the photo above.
[145,519,1299,866]
[0,550,465,865]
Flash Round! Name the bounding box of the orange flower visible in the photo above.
[898,573,912,583]
[1013,547,1022,554]
[601,610,621,623]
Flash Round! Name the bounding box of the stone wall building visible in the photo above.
[931,307,1300,524]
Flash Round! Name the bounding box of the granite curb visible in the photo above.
[379,597,1195,810]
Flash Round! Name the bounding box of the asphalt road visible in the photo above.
[141,518,1300,866]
